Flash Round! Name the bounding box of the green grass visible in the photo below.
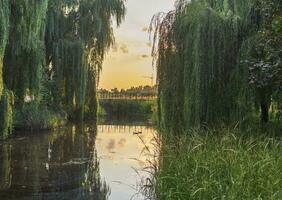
[155,128,282,200]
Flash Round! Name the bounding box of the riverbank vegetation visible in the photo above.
[97,85,157,121]
[151,0,282,199]
[155,127,282,200]
[98,99,156,122]
[152,0,281,132]
[0,0,125,139]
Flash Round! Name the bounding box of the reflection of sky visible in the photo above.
[96,125,157,200]
[100,0,175,90]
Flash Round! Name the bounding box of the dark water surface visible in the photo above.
[0,123,156,200]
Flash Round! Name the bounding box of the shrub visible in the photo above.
[14,103,66,131]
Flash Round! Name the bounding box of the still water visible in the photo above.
[0,123,157,200]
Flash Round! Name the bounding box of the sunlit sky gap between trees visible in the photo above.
[99,0,175,90]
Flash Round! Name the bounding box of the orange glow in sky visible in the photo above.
[99,0,175,90]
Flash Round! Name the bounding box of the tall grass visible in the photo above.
[154,128,282,200]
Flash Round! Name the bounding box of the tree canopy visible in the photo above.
[45,0,125,120]
[0,0,13,139]
[151,0,281,133]
[0,0,125,139]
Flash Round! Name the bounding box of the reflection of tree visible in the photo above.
[0,144,11,190]
[76,124,110,199]
[0,124,110,199]
[83,149,110,199]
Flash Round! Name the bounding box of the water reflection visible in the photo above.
[0,124,156,200]
[96,125,156,200]
[0,125,109,200]
[0,144,12,191]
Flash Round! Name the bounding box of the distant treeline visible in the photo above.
[98,85,157,99]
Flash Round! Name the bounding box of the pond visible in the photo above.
[0,123,157,200]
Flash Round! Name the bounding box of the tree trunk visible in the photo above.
[261,102,269,123]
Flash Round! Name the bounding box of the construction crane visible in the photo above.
[142,74,154,86]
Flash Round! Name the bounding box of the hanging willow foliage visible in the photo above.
[83,0,125,120]
[0,89,14,140]
[45,0,125,120]
[0,0,125,136]
[152,0,259,132]
[3,0,48,105]
[0,0,13,139]
[0,0,9,96]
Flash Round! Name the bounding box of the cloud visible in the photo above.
[140,54,149,59]
[142,26,149,32]
[102,155,114,160]
[106,139,116,152]
[120,43,129,54]
[118,138,127,148]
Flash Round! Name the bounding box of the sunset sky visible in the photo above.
[99,0,175,90]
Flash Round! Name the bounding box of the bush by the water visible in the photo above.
[155,127,282,200]
[99,99,156,120]
[14,103,66,131]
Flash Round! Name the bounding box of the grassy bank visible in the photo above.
[154,127,282,200]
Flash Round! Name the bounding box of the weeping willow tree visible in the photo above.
[152,0,260,132]
[0,0,13,139]
[1,0,48,136]
[0,0,9,95]
[0,143,12,189]
[45,0,125,120]
[0,0,125,137]
[3,0,48,106]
